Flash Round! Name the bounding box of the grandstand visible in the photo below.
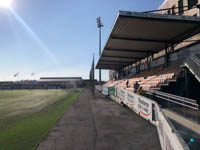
[95,3,200,150]
[0,77,84,89]
[96,11,200,101]
[38,77,83,88]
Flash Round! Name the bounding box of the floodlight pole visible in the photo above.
[99,26,102,84]
[97,17,103,85]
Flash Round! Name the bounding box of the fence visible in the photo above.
[145,89,200,124]
[185,54,200,82]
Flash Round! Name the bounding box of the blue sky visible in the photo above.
[0,0,164,81]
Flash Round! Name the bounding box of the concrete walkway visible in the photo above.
[37,89,161,150]
[163,109,200,134]
[163,109,200,150]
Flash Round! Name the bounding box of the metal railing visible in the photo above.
[193,55,200,65]
[185,54,200,82]
[145,89,200,124]
[196,53,200,59]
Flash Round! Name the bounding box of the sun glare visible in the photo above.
[0,0,12,8]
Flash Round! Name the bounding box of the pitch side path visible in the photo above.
[37,89,161,150]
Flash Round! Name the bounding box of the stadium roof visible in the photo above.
[96,11,200,70]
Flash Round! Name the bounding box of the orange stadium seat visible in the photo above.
[104,64,181,91]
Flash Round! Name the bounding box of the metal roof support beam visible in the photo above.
[139,60,141,73]
[169,43,174,53]
[111,36,167,43]
[98,64,126,67]
[99,64,127,67]
[105,48,152,53]
[128,64,132,74]
[96,67,122,70]
[151,53,154,61]
[136,61,141,74]
[98,69,118,70]
[147,54,150,72]
[96,65,120,68]
[102,55,141,59]
[164,43,169,68]
[98,68,119,70]
[97,64,123,67]
[99,60,132,64]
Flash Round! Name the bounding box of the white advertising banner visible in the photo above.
[117,88,127,103]
[137,96,152,121]
[126,91,138,112]
[117,88,152,121]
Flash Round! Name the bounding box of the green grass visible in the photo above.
[0,89,83,150]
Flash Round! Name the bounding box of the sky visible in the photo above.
[0,0,164,81]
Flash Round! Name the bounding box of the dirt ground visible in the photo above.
[36,89,161,150]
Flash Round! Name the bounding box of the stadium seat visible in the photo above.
[103,64,181,91]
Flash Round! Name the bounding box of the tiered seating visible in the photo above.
[105,64,182,91]
[104,79,123,87]
[115,80,126,88]
[104,80,114,86]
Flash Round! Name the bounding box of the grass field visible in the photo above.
[0,89,82,150]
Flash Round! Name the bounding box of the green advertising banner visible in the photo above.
[109,87,116,96]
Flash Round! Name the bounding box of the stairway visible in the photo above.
[184,54,200,83]
[160,69,187,97]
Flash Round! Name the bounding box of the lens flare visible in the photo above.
[8,7,58,64]
[0,0,12,8]
[190,138,194,142]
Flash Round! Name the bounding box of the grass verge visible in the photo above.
[0,89,83,150]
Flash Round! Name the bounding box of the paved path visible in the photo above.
[37,89,161,150]
[163,109,200,134]
[163,109,200,150]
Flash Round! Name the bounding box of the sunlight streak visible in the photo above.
[0,0,12,8]
[8,7,58,64]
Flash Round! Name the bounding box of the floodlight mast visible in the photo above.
[96,17,103,86]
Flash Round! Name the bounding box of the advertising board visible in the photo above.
[119,88,126,99]
[109,87,116,96]
[137,96,152,121]
[103,86,109,95]
[117,88,152,121]
[126,91,137,111]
